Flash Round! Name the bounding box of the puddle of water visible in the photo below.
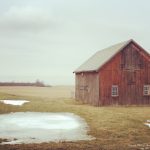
[0,112,94,144]
[0,100,29,106]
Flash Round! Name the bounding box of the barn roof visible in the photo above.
[74,39,149,73]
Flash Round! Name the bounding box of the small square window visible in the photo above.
[143,85,150,96]
[112,85,118,97]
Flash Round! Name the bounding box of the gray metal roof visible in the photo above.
[74,39,132,73]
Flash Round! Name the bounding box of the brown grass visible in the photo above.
[0,86,150,150]
[0,86,74,99]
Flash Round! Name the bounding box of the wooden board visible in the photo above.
[99,42,150,105]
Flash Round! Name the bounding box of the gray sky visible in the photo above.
[0,0,150,85]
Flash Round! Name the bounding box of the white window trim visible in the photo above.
[112,85,119,97]
[143,85,150,96]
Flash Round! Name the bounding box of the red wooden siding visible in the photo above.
[99,42,150,105]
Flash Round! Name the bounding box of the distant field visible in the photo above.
[0,86,150,150]
[0,86,75,99]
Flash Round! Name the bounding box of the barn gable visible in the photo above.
[74,39,150,73]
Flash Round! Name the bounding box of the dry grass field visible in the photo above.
[0,86,150,150]
[0,86,75,99]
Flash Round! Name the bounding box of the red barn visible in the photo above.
[74,39,150,106]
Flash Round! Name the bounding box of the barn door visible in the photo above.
[126,71,136,104]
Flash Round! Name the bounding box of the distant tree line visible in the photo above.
[0,80,51,87]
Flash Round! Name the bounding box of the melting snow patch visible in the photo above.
[0,100,29,106]
[145,123,150,127]
[0,112,94,144]
[145,120,150,128]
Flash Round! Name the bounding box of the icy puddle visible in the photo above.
[0,112,94,144]
[0,100,29,106]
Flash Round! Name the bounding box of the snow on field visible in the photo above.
[145,123,150,127]
[0,100,29,106]
[0,112,94,144]
[145,120,150,128]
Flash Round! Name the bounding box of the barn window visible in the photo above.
[80,85,89,92]
[143,85,150,96]
[111,85,118,97]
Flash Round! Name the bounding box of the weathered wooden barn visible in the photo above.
[74,39,150,106]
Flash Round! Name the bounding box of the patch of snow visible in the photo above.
[144,120,150,128]
[145,123,150,127]
[0,112,94,144]
[0,100,29,106]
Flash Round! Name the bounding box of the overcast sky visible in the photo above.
[0,0,150,85]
